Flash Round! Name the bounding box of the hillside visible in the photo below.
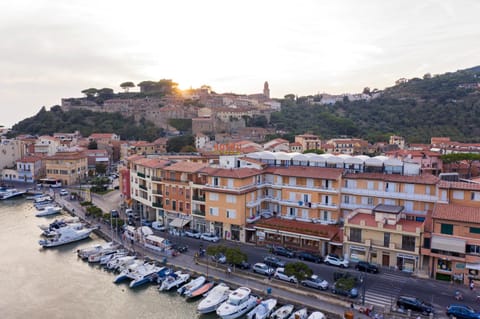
[271,66,480,143]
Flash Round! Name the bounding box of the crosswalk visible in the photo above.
[362,272,409,311]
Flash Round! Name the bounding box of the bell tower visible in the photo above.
[263,81,270,99]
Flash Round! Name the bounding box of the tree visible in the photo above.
[224,247,247,266]
[167,135,195,153]
[81,88,98,98]
[284,94,296,101]
[284,262,313,283]
[120,81,135,93]
[363,87,371,95]
[95,163,107,176]
[441,153,480,178]
[88,140,98,149]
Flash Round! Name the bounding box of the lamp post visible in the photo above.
[361,273,367,306]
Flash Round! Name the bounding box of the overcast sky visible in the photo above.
[1,0,479,128]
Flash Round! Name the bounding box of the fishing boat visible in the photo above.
[307,311,326,319]
[216,287,258,319]
[246,298,277,319]
[197,283,231,314]
[270,304,294,319]
[288,308,308,319]
[177,275,206,296]
[187,281,215,299]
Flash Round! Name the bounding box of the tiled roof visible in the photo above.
[46,152,86,160]
[433,203,480,223]
[90,133,116,139]
[438,181,480,191]
[134,158,170,169]
[265,166,343,179]
[344,172,439,184]
[201,167,262,179]
[348,212,422,233]
[18,156,42,163]
[163,161,208,173]
[254,217,339,240]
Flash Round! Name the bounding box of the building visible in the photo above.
[34,136,61,156]
[324,138,369,155]
[389,135,405,149]
[15,156,44,183]
[44,151,88,185]
[294,134,322,152]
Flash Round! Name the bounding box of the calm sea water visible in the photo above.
[0,200,216,319]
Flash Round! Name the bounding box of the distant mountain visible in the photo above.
[270,66,480,143]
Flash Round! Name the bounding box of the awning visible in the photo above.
[431,235,466,254]
[169,218,191,228]
[466,263,480,271]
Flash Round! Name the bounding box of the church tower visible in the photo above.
[263,81,270,99]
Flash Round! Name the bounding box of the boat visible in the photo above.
[158,271,190,291]
[42,222,84,237]
[187,281,215,299]
[216,287,258,319]
[247,298,277,319]
[197,283,231,314]
[270,304,294,319]
[88,246,121,263]
[33,195,54,208]
[128,264,169,288]
[38,225,96,248]
[106,255,137,271]
[77,242,116,259]
[177,275,206,296]
[307,312,326,319]
[0,188,26,200]
[35,205,62,217]
[39,217,80,231]
[99,250,128,265]
[34,201,56,210]
[113,259,144,283]
[288,308,308,319]
[26,193,46,200]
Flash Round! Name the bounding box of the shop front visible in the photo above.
[349,245,367,262]
[397,253,417,273]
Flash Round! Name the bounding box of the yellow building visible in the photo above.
[44,151,87,186]
[344,205,423,272]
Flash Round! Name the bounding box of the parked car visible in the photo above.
[200,232,220,242]
[151,221,166,231]
[252,263,274,276]
[233,260,251,270]
[396,296,434,315]
[185,229,202,239]
[59,189,69,196]
[274,267,297,283]
[301,275,329,290]
[141,220,152,227]
[297,251,322,263]
[110,209,119,218]
[171,243,188,253]
[331,281,358,298]
[263,255,286,268]
[446,304,480,319]
[211,253,227,264]
[324,254,349,268]
[355,261,379,273]
[271,246,296,258]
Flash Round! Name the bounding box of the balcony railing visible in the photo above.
[340,187,438,202]
[152,202,163,208]
[192,209,205,216]
[137,172,145,178]
[139,184,147,190]
[192,195,205,202]
[151,176,162,182]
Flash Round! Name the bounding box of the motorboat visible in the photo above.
[307,312,326,319]
[38,225,96,248]
[197,283,231,314]
[216,287,258,319]
[246,298,277,319]
[106,255,137,271]
[270,304,294,319]
[99,250,128,265]
[88,247,121,263]
[33,195,54,208]
[35,206,62,217]
[288,308,308,319]
[158,271,190,291]
[187,281,215,299]
[0,188,25,200]
[38,217,80,231]
[43,222,84,237]
[113,259,144,283]
[77,242,116,259]
[128,264,169,288]
[177,275,206,296]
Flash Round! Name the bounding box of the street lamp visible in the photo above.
[361,273,367,305]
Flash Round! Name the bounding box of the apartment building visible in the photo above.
[324,138,369,155]
[44,151,88,185]
[294,134,322,152]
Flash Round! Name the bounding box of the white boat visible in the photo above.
[35,206,62,217]
[43,222,84,237]
[158,271,190,291]
[0,188,25,200]
[307,312,326,319]
[100,250,128,265]
[270,304,294,319]
[216,287,258,319]
[39,217,80,231]
[77,242,116,259]
[128,265,169,288]
[177,275,206,296]
[197,283,231,314]
[113,260,144,283]
[38,225,96,248]
[288,308,308,319]
[87,246,121,263]
[247,298,277,319]
[106,255,136,271]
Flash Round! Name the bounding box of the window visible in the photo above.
[172,201,176,210]
[367,197,374,205]
[213,177,219,186]
[472,192,480,201]
[288,207,297,217]
[289,177,296,186]
[209,207,219,216]
[453,191,464,200]
[226,195,236,203]
[467,244,480,255]
[209,193,219,201]
[441,223,453,235]
[323,211,329,220]
[350,228,362,243]
[402,235,416,251]
[470,227,480,234]
[226,209,236,219]
[343,195,350,204]
[367,181,374,190]
[384,233,390,247]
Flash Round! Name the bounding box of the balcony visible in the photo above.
[151,176,162,182]
[139,184,147,190]
[192,195,205,202]
[192,209,205,216]
[152,202,163,208]
[137,172,145,178]
[341,187,438,203]
[152,189,163,195]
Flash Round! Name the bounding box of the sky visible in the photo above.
[1,0,479,128]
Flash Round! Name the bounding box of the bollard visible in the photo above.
[407,309,412,317]
[429,312,434,319]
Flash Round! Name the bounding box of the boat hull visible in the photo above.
[216,296,257,319]
[38,229,94,248]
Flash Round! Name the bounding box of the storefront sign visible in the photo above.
[256,231,265,240]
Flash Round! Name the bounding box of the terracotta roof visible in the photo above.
[254,217,339,240]
[289,142,302,147]
[433,203,480,223]
[46,152,86,160]
[163,161,208,173]
[348,212,422,233]
[344,172,439,184]
[18,156,42,163]
[438,181,480,191]
[265,166,343,179]
[126,154,144,162]
[134,158,170,169]
[90,133,117,139]
[201,167,262,179]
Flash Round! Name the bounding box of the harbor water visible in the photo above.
[0,200,216,319]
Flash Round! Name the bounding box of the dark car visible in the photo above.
[263,255,286,268]
[355,261,379,273]
[171,243,188,253]
[271,246,296,258]
[396,296,434,315]
[297,251,322,263]
[446,304,480,319]
[233,260,251,270]
[110,209,119,218]
[331,281,358,298]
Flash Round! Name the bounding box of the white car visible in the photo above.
[252,263,274,276]
[151,221,166,231]
[185,229,202,239]
[301,275,329,290]
[324,254,349,268]
[59,189,69,196]
[200,232,220,242]
[274,267,297,283]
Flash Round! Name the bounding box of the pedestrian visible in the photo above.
[227,266,231,277]
[471,280,475,291]
[268,272,272,281]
